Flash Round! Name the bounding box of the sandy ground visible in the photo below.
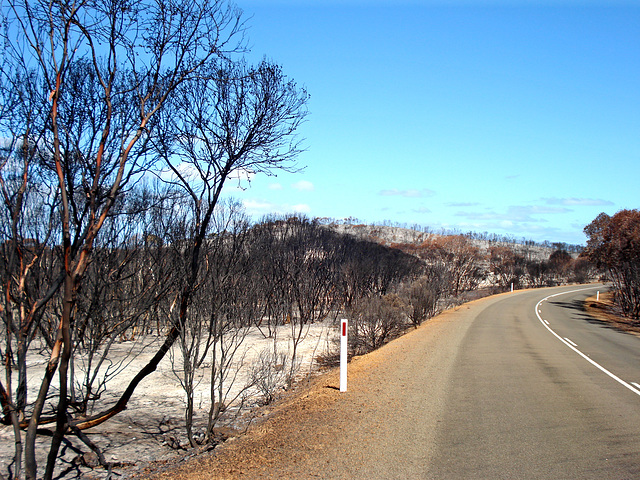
[0,320,337,479]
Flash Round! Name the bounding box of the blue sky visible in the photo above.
[222,0,640,245]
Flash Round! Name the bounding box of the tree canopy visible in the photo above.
[584,209,640,319]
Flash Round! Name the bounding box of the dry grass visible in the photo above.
[584,290,640,337]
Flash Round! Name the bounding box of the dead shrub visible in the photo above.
[347,293,407,355]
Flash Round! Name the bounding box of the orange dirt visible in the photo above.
[584,291,640,337]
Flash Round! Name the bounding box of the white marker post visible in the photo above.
[597,291,600,301]
[511,283,514,293]
[340,319,348,392]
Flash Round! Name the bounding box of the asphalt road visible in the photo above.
[427,285,640,480]
[160,285,640,480]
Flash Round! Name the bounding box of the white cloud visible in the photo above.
[156,162,199,183]
[412,206,432,214]
[229,167,255,183]
[292,204,311,213]
[543,197,614,207]
[269,183,284,190]
[242,199,276,213]
[379,188,435,198]
[220,167,258,192]
[241,199,311,217]
[446,202,480,208]
[455,205,570,223]
[165,164,256,184]
[292,180,315,191]
[176,162,199,180]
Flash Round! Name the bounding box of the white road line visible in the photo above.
[631,382,640,392]
[564,337,578,347]
[536,286,640,398]
[543,319,550,325]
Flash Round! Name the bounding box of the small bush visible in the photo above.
[347,293,407,355]
[248,349,291,405]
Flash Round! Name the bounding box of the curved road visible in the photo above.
[428,285,640,479]
[161,285,640,480]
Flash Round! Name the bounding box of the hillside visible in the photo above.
[324,222,576,261]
